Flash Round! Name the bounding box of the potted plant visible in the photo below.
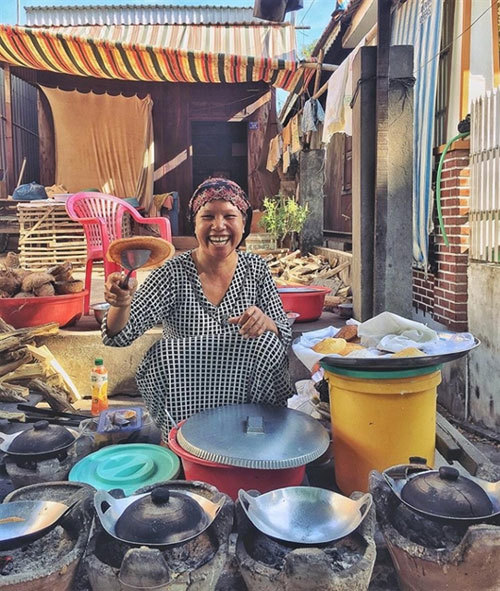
[260,194,309,250]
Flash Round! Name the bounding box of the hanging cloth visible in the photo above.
[291,115,301,154]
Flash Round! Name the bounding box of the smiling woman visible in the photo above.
[102,178,293,438]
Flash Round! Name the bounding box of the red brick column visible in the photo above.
[412,141,470,331]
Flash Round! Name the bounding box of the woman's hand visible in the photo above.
[104,272,138,308]
[228,306,278,338]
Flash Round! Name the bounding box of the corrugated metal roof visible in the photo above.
[24,4,270,27]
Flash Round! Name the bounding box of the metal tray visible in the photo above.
[321,336,480,372]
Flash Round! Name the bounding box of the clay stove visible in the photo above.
[0,481,94,591]
[84,480,234,591]
[370,470,500,591]
[3,430,93,488]
[235,492,376,591]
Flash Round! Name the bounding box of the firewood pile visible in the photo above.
[0,317,79,418]
[263,250,352,306]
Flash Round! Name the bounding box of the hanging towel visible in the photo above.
[291,115,301,154]
[283,146,291,173]
[266,135,282,172]
[301,98,325,134]
[282,122,292,149]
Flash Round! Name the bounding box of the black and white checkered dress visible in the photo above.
[102,251,293,437]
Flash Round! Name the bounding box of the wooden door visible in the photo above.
[191,122,248,192]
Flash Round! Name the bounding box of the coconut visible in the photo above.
[33,283,55,297]
[54,279,84,294]
[22,272,54,293]
[0,269,22,296]
[13,291,33,298]
[47,262,73,281]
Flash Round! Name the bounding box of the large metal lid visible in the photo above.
[176,404,330,469]
[5,420,76,455]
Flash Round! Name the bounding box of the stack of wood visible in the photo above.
[0,317,80,418]
[263,250,351,305]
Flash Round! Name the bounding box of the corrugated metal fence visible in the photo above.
[470,87,500,263]
[11,71,39,188]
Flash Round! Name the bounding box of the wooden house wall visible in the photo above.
[323,132,352,237]
[11,66,275,234]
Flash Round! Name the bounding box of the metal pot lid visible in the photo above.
[94,486,225,546]
[176,404,330,469]
[401,466,493,519]
[2,420,76,455]
[115,487,207,544]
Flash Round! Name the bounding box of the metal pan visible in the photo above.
[94,488,224,546]
[321,336,480,371]
[239,487,372,544]
[0,500,74,550]
[0,427,80,460]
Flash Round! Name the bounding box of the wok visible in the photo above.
[239,487,372,544]
[0,498,78,550]
[383,462,500,524]
[0,425,80,461]
[95,487,224,546]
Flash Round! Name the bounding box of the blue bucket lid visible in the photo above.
[68,443,180,495]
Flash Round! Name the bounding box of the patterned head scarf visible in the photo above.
[189,178,251,219]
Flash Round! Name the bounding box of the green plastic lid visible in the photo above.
[68,443,180,495]
[94,358,104,366]
[321,363,442,380]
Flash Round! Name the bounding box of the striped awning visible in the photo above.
[0,23,311,91]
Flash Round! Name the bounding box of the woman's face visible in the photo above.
[194,199,245,258]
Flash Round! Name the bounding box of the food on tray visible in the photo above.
[338,343,365,356]
[0,516,25,525]
[335,325,358,342]
[313,337,347,354]
[392,347,427,358]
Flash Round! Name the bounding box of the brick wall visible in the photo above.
[412,142,470,331]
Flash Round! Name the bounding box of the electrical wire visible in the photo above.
[299,0,318,25]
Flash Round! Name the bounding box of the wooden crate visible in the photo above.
[17,201,87,270]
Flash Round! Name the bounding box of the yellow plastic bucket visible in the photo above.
[321,365,441,495]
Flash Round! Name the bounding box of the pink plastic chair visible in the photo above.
[66,192,171,314]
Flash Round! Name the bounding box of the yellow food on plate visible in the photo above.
[312,337,347,354]
[339,343,365,356]
[392,347,427,358]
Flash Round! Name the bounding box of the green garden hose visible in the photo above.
[435,131,470,246]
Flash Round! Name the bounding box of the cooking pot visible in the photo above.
[239,487,372,544]
[0,420,79,462]
[383,457,500,524]
[169,404,330,499]
[94,485,224,546]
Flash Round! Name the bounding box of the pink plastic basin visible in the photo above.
[278,285,331,322]
[0,291,88,328]
[168,424,305,500]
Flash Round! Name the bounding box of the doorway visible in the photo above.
[191,122,248,193]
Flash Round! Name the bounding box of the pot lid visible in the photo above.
[115,487,208,545]
[6,420,75,455]
[68,443,180,496]
[176,404,330,469]
[401,466,494,519]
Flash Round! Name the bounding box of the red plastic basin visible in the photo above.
[0,290,88,328]
[168,424,305,500]
[278,285,331,322]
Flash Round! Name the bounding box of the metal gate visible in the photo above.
[470,87,500,263]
